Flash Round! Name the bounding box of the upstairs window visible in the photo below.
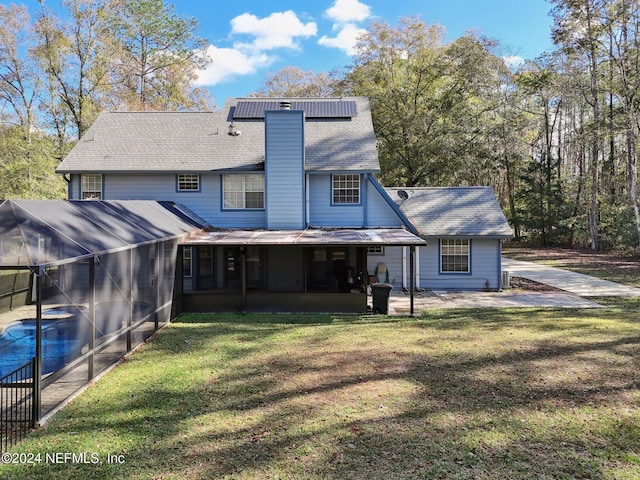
[177,174,200,191]
[81,174,102,199]
[223,174,264,209]
[440,239,470,273]
[332,174,360,204]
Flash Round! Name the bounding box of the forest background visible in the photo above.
[1,0,639,253]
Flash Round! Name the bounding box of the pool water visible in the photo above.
[0,302,151,379]
[0,307,88,378]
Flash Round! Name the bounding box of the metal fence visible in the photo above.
[1,358,36,452]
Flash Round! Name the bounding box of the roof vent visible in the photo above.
[279,101,292,110]
[228,122,241,136]
[397,190,409,200]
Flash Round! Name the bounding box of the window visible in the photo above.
[182,247,192,277]
[223,174,264,209]
[225,247,266,289]
[177,174,200,191]
[367,245,384,255]
[81,174,102,199]
[332,174,360,204]
[441,239,470,273]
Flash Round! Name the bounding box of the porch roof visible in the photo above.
[182,228,426,246]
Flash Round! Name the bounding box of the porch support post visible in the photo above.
[410,245,415,316]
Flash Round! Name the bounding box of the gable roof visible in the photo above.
[384,187,513,239]
[56,97,379,174]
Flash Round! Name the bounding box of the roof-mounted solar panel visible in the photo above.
[233,100,357,119]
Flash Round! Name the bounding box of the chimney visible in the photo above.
[264,107,305,230]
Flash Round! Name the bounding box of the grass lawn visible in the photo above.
[2,303,640,479]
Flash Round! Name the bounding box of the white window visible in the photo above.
[177,174,200,191]
[332,174,360,204]
[440,239,470,273]
[81,174,102,199]
[223,174,264,209]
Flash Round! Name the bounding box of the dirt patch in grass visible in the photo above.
[509,276,564,292]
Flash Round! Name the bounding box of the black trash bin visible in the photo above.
[371,283,393,314]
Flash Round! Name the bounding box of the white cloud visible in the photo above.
[503,55,524,68]
[319,0,371,56]
[230,11,317,51]
[195,45,273,86]
[325,0,371,24]
[195,10,317,87]
[318,23,367,56]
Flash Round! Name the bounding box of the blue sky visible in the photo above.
[172,0,556,105]
[29,0,556,106]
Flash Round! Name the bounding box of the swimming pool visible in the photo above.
[0,302,152,378]
[0,306,87,378]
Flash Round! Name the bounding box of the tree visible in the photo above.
[0,126,66,199]
[514,60,569,244]
[33,0,111,141]
[603,0,640,247]
[345,16,512,188]
[0,5,40,133]
[106,0,211,110]
[552,0,607,250]
[252,66,340,97]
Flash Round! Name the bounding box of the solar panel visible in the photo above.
[233,100,357,119]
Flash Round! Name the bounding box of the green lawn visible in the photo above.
[3,304,640,479]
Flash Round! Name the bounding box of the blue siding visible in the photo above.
[366,180,405,228]
[373,239,503,291]
[308,175,364,227]
[95,173,265,228]
[265,110,305,230]
[367,247,403,289]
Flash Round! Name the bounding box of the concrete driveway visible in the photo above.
[382,257,640,314]
[502,258,640,297]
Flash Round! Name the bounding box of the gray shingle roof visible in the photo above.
[384,187,513,238]
[56,97,379,174]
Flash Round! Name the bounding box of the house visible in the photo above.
[379,187,513,291]
[55,97,511,313]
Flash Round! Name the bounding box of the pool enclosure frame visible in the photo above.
[0,200,198,442]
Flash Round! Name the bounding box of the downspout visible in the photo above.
[410,246,415,316]
[415,246,420,290]
[241,247,247,314]
[498,239,503,291]
[305,174,310,227]
[363,173,368,227]
[402,247,407,289]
